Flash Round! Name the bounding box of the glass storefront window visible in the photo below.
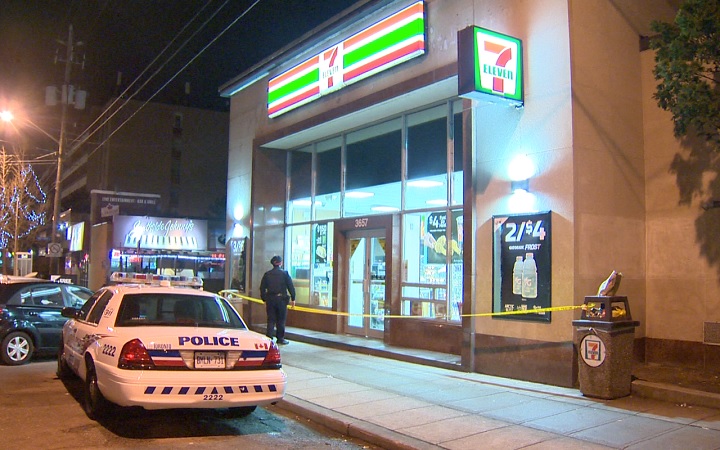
[451,100,464,206]
[401,209,462,322]
[406,105,448,211]
[288,147,313,223]
[309,222,333,308]
[344,118,401,216]
[285,224,311,304]
[316,137,342,220]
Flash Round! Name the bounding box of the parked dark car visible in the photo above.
[0,275,93,365]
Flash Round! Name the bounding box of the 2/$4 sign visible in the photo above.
[458,26,523,106]
[267,1,426,118]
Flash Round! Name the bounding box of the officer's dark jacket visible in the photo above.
[259,266,296,302]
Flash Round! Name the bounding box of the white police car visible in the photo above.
[57,272,286,420]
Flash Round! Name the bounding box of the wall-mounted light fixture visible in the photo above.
[508,154,536,193]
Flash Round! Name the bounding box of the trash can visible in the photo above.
[572,296,640,399]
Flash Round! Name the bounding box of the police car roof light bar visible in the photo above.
[109,272,203,289]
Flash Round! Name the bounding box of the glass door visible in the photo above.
[345,229,386,338]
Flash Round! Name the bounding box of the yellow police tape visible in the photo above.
[218,290,592,319]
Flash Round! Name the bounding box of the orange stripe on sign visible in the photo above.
[344,1,423,49]
[269,55,320,90]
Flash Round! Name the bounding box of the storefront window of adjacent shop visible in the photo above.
[309,222,333,308]
[452,100,464,206]
[344,118,402,217]
[406,105,448,210]
[315,137,342,220]
[286,224,311,304]
[288,147,313,224]
[401,209,463,322]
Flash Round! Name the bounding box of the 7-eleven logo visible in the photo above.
[479,39,517,96]
[320,45,343,94]
[580,335,606,367]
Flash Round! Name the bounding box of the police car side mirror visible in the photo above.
[61,306,80,319]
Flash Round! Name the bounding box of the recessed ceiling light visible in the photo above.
[346,191,375,198]
[371,205,400,212]
[407,179,443,188]
[426,199,448,206]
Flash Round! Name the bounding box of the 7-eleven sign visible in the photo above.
[320,45,343,94]
[457,26,523,105]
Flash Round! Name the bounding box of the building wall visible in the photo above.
[569,0,647,336]
[86,99,229,218]
[641,48,720,369]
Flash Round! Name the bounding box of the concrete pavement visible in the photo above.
[273,341,720,449]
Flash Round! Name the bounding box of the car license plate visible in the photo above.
[194,351,225,369]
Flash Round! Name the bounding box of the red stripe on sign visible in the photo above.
[269,55,320,90]
[268,85,321,116]
[344,2,423,49]
[344,40,424,82]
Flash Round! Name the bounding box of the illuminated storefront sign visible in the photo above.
[113,215,208,251]
[267,1,426,118]
[458,26,523,106]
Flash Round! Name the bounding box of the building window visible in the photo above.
[406,105,448,210]
[344,118,402,216]
[285,224,311,304]
[288,147,313,224]
[315,137,342,220]
[401,209,463,322]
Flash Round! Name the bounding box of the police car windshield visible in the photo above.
[115,293,246,329]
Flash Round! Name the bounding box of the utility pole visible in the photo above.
[51,24,80,274]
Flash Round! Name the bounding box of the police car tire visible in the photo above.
[56,342,74,380]
[1,331,34,366]
[84,359,112,420]
[228,405,257,418]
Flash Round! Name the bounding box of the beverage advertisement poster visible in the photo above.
[313,223,328,264]
[422,210,463,264]
[492,211,551,322]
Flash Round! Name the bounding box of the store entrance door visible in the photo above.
[345,229,386,338]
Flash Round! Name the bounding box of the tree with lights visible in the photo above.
[0,146,50,274]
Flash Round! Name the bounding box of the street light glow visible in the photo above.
[1,111,14,122]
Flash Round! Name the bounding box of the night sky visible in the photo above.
[0,0,363,112]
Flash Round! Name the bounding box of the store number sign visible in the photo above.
[492,211,552,322]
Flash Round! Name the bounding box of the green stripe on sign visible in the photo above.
[344,18,424,69]
[268,68,320,104]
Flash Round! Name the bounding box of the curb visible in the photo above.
[632,380,720,410]
[274,396,441,450]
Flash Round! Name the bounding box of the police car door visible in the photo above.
[65,290,114,374]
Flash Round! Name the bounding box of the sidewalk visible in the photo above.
[272,341,720,449]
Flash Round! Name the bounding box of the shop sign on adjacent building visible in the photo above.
[267,1,426,118]
[112,215,208,252]
[458,26,523,106]
[492,211,551,322]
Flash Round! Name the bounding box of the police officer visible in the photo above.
[259,255,296,345]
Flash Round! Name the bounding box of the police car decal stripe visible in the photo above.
[142,384,280,395]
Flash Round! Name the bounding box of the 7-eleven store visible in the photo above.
[221,0,707,387]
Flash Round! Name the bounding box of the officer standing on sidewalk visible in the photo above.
[260,255,296,345]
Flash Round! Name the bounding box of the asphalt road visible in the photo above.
[0,357,376,449]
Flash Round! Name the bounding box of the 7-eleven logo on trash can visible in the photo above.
[580,335,606,367]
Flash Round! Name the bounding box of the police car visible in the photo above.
[57,272,286,420]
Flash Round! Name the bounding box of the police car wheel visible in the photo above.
[228,405,257,418]
[56,342,74,379]
[1,331,34,365]
[83,359,111,420]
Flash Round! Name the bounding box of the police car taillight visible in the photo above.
[262,342,282,366]
[118,338,155,369]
